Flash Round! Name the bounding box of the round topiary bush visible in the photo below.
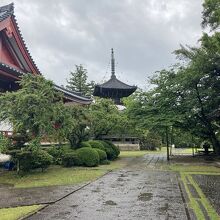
[94,148,107,161]
[99,141,120,160]
[62,151,82,167]
[76,147,100,167]
[87,140,105,151]
[79,141,91,148]
[105,141,120,157]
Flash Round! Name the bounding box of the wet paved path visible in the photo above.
[27,154,188,220]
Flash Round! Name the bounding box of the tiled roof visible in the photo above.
[96,75,137,90]
[0,3,14,22]
[0,3,92,104]
[55,85,92,103]
[0,62,24,77]
[0,3,41,74]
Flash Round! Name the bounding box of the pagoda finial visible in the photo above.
[111,48,116,78]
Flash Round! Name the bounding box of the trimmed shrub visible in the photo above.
[32,150,53,171]
[76,147,99,167]
[94,148,107,161]
[87,140,105,151]
[98,141,116,160]
[80,141,91,148]
[105,141,120,157]
[17,150,53,172]
[62,151,82,167]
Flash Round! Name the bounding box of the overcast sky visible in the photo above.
[2,0,203,89]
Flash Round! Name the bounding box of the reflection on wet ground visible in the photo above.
[27,154,188,220]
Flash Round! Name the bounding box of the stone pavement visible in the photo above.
[27,154,189,220]
[0,184,86,208]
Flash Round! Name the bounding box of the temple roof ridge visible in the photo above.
[0,3,14,21]
[0,2,41,74]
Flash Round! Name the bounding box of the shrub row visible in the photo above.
[46,140,120,168]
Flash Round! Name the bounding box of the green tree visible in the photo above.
[66,64,94,96]
[0,74,64,138]
[66,105,90,149]
[0,74,71,172]
[202,0,220,30]
[89,98,121,139]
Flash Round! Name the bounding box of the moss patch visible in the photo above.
[181,172,219,219]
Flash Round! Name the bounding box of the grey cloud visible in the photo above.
[1,0,203,88]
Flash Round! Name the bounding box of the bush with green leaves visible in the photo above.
[46,146,64,165]
[62,151,82,167]
[17,150,53,172]
[80,141,91,148]
[87,140,105,151]
[98,141,116,160]
[105,141,120,157]
[94,148,107,161]
[0,133,11,153]
[76,147,99,167]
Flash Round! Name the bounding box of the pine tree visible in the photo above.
[66,65,94,96]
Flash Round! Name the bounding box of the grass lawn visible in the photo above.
[0,205,42,220]
[0,150,152,188]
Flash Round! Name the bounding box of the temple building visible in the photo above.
[0,3,92,105]
[93,49,137,104]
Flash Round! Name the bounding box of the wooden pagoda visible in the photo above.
[0,3,92,105]
[93,49,137,104]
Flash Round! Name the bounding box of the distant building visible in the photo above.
[93,49,137,104]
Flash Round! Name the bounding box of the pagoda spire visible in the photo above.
[111,48,116,79]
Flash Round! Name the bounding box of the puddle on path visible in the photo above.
[104,200,117,206]
[138,192,153,202]
[91,188,101,193]
[158,203,169,213]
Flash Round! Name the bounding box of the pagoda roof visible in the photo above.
[93,49,137,99]
[96,75,137,90]
[0,3,92,105]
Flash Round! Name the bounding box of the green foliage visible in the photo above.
[79,141,91,148]
[87,140,105,151]
[66,64,94,96]
[0,74,65,139]
[99,141,119,160]
[139,132,162,150]
[104,141,120,157]
[89,99,121,139]
[125,1,220,154]
[46,146,65,165]
[0,134,11,153]
[202,0,220,30]
[94,148,107,161]
[76,147,99,167]
[62,151,82,167]
[66,105,90,149]
[17,150,53,172]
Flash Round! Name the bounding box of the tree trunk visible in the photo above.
[165,126,170,161]
[209,133,220,155]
